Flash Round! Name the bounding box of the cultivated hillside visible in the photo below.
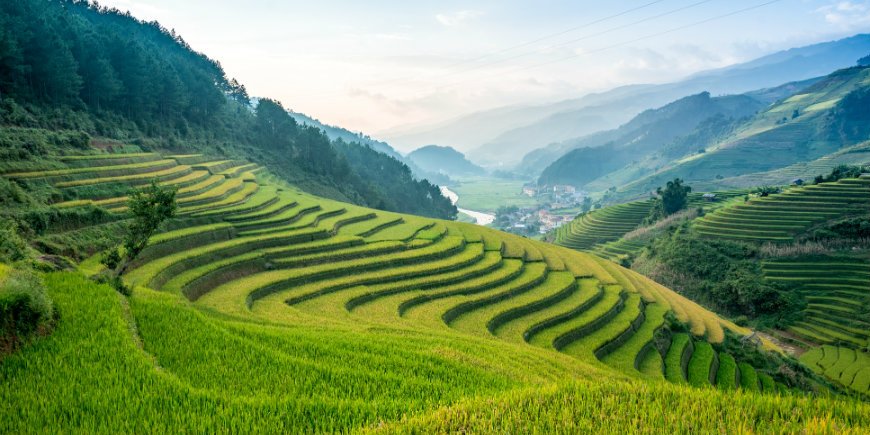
[554,172,870,396]
[2,149,859,432]
[0,0,455,219]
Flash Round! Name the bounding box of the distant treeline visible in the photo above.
[0,0,456,219]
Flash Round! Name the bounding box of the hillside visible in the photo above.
[0,0,454,219]
[287,110,450,185]
[522,77,823,180]
[407,145,485,178]
[385,34,870,165]
[3,149,862,432]
[537,92,763,187]
[610,65,870,198]
[553,172,870,395]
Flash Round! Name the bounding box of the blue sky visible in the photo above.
[98,0,870,134]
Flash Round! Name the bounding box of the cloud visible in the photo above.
[817,1,870,28]
[436,10,484,27]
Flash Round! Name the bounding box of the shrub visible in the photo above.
[0,218,32,263]
[0,268,54,351]
[812,215,870,240]
[753,186,780,197]
[813,165,865,184]
[639,226,805,326]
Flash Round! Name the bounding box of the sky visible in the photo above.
[97,0,870,138]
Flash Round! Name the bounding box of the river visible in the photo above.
[439,186,496,226]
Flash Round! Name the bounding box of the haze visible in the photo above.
[99,0,870,148]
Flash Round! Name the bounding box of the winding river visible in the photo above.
[439,186,496,226]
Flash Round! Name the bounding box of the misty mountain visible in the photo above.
[536,92,764,188]
[407,145,486,178]
[288,111,404,160]
[287,110,452,185]
[385,34,870,167]
[520,76,825,176]
[475,34,870,167]
[612,66,870,196]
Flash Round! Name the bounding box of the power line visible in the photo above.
[434,0,782,91]
[292,1,675,100]
[436,0,668,70]
[432,0,715,81]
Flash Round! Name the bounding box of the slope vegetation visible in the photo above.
[2,150,853,432]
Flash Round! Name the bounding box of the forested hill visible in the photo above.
[0,0,455,219]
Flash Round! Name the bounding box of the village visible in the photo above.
[492,183,592,237]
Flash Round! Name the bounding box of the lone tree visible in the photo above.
[101,182,177,293]
[649,178,692,221]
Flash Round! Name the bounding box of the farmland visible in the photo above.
[2,151,862,432]
[555,190,746,261]
[553,170,870,397]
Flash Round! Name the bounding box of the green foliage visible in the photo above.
[0,267,53,350]
[0,218,31,263]
[332,140,456,219]
[656,178,692,216]
[21,205,114,235]
[715,330,824,391]
[0,1,455,220]
[0,126,87,165]
[100,248,121,271]
[812,215,870,239]
[123,182,177,260]
[642,227,804,326]
[752,185,781,196]
[813,164,867,184]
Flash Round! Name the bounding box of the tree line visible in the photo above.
[0,0,456,220]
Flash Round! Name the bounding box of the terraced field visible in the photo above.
[760,255,870,396]
[556,191,745,261]
[801,345,870,395]
[694,178,870,242]
[5,151,865,432]
[555,200,654,251]
[3,152,780,378]
[762,256,869,350]
[682,176,870,395]
[719,141,870,188]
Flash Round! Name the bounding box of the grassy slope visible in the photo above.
[1,152,868,432]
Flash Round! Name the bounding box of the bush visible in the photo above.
[753,186,780,197]
[813,165,866,184]
[0,268,54,350]
[812,215,870,239]
[0,218,32,263]
[640,226,804,326]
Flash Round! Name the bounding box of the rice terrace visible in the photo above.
[1,0,869,433]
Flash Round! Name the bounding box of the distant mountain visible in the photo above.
[478,34,870,167]
[407,145,485,178]
[381,84,653,156]
[612,64,870,197]
[287,110,452,186]
[288,111,403,160]
[521,77,824,176]
[384,34,870,167]
[537,92,764,188]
